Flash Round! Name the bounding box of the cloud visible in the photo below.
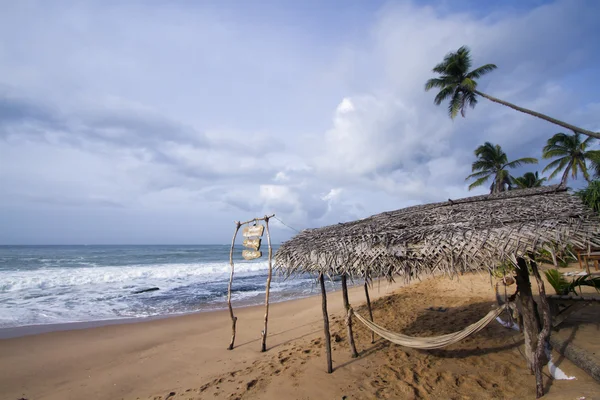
[0,0,598,244]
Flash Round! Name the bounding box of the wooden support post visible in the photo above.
[530,259,552,399]
[227,222,242,350]
[341,274,358,358]
[261,216,273,352]
[319,273,333,373]
[515,257,541,373]
[364,281,375,344]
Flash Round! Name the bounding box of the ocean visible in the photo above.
[0,245,323,329]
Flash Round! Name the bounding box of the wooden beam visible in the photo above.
[364,281,375,344]
[341,274,358,358]
[515,257,541,373]
[261,216,273,352]
[227,221,242,350]
[237,214,275,226]
[319,273,333,373]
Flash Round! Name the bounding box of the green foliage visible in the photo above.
[544,269,569,295]
[466,142,538,194]
[424,46,497,119]
[576,179,600,214]
[511,172,547,189]
[545,269,600,295]
[491,260,515,278]
[542,131,598,185]
[535,243,577,268]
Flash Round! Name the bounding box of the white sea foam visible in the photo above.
[0,260,293,328]
[0,261,270,292]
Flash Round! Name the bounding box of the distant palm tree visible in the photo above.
[467,142,538,194]
[424,46,600,139]
[542,132,600,185]
[512,172,547,189]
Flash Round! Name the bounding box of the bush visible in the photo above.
[576,179,600,214]
[544,268,600,295]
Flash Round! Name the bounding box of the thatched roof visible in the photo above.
[275,185,600,279]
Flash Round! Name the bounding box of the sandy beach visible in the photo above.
[1,273,598,400]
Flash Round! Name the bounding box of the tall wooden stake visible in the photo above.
[341,274,358,358]
[319,273,333,373]
[364,281,375,344]
[530,259,552,399]
[261,216,273,352]
[515,257,541,372]
[227,222,241,350]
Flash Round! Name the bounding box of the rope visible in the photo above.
[351,304,508,350]
[273,216,301,233]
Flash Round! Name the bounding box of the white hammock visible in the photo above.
[352,304,508,350]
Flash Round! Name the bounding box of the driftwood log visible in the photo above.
[261,216,273,352]
[227,221,241,350]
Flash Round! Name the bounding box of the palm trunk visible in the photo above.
[560,160,573,186]
[474,90,600,140]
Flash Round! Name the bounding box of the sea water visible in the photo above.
[0,245,321,329]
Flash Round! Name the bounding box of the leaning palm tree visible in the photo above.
[542,131,599,185]
[466,142,538,194]
[512,172,547,189]
[425,46,600,139]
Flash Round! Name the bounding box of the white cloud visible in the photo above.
[1,0,598,244]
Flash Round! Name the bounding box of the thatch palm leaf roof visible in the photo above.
[275,185,600,279]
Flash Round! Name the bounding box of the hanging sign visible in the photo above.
[242,250,262,260]
[243,225,264,238]
[243,238,261,251]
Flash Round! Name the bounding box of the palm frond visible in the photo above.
[568,275,600,295]
[448,89,463,119]
[543,157,570,179]
[467,175,491,190]
[425,78,446,91]
[582,134,597,147]
[462,90,478,117]
[544,269,569,295]
[504,157,538,169]
[466,169,493,179]
[542,148,570,159]
[433,86,456,105]
[467,63,498,79]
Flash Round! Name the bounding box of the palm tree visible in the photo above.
[542,132,600,185]
[512,172,547,189]
[424,46,600,139]
[466,142,538,194]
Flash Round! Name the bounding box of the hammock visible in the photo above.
[352,304,508,350]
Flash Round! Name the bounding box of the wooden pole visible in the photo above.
[515,257,541,372]
[261,215,273,352]
[341,274,358,358]
[530,258,552,399]
[364,281,375,344]
[227,221,242,350]
[319,273,333,373]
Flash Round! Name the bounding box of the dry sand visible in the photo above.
[1,273,598,400]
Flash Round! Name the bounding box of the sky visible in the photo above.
[0,0,599,245]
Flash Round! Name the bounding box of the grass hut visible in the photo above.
[275,185,600,397]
